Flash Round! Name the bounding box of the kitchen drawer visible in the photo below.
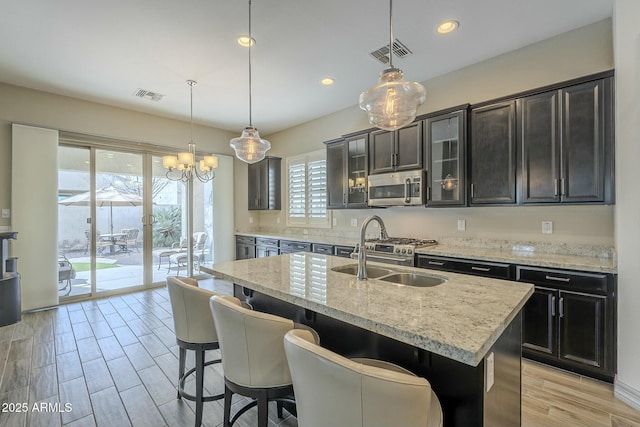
[417,255,514,280]
[334,245,355,258]
[256,237,279,248]
[516,266,610,295]
[279,240,312,253]
[312,243,334,255]
[236,235,256,245]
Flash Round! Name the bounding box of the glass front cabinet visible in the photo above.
[325,132,369,209]
[425,109,467,206]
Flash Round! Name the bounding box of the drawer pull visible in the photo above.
[545,275,570,283]
[471,266,491,272]
[428,261,445,266]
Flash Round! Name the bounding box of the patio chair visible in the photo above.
[58,253,76,296]
[117,228,140,253]
[166,232,208,274]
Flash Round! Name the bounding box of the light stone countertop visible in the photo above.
[204,253,534,367]
[235,231,617,273]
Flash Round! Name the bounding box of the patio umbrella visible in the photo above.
[59,185,143,235]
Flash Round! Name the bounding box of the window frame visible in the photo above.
[286,149,331,228]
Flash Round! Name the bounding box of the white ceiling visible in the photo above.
[0,0,612,135]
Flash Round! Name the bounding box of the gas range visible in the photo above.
[359,237,438,266]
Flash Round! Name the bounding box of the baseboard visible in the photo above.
[615,378,640,411]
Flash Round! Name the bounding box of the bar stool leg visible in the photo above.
[178,347,186,399]
[257,391,268,427]
[195,349,205,427]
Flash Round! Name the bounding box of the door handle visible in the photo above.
[404,178,411,204]
[470,183,475,199]
[559,297,564,318]
[554,178,558,197]
[551,295,556,317]
[545,275,570,283]
[428,261,444,266]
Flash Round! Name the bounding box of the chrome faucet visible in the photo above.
[356,215,389,280]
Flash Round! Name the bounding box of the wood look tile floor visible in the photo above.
[1,279,639,427]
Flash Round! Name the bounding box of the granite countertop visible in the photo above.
[235,231,617,274]
[204,253,533,367]
[415,244,616,274]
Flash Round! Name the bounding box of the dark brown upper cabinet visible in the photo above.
[425,109,467,206]
[325,133,369,209]
[470,100,517,205]
[520,77,614,204]
[248,156,281,210]
[369,121,423,174]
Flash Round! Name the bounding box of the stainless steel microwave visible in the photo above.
[367,170,425,207]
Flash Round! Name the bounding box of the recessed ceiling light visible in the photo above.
[237,35,255,47]
[436,20,459,34]
[321,78,335,86]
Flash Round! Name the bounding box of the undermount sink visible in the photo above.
[331,264,394,279]
[378,272,446,287]
[331,264,446,287]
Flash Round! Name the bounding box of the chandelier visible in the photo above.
[162,80,218,182]
[230,0,271,164]
[359,0,426,131]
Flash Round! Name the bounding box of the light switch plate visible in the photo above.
[248,217,254,224]
[1,209,9,219]
[350,218,358,227]
[542,220,553,234]
[332,217,337,226]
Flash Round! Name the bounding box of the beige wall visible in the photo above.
[0,83,239,229]
[613,0,640,406]
[240,19,615,246]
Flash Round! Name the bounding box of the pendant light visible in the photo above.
[359,0,426,131]
[162,80,218,182]
[230,0,271,164]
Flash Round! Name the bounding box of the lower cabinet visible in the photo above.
[416,255,514,280]
[279,240,312,254]
[256,237,279,257]
[235,236,256,260]
[417,255,616,381]
[516,266,615,381]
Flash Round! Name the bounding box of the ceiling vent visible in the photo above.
[133,88,165,102]
[369,39,412,65]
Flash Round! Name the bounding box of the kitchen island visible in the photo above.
[204,253,533,427]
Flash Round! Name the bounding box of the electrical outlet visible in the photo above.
[457,219,466,231]
[303,229,309,235]
[332,217,337,226]
[350,218,358,227]
[542,220,553,234]
[248,216,253,224]
[1,209,9,219]
[276,217,280,224]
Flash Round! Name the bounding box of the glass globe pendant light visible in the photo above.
[230,0,271,164]
[359,0,426,131]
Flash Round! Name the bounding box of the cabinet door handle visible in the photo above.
[545,275,570,283]
[470,183,475,199]
[560,178,566,196]
[426,186,431,202]
[554,178,558,197]
[428,261,445,266]
[551,295,556,317]
[559,297,564,318]
[471,266,491,272]
[391,153,396,167]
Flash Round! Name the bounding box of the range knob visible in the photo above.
[395,248,400,253]
[401,248,407,254]
[408,249,413,254]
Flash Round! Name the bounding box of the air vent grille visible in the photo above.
[369,39,412,64]
[133,88,165,102]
